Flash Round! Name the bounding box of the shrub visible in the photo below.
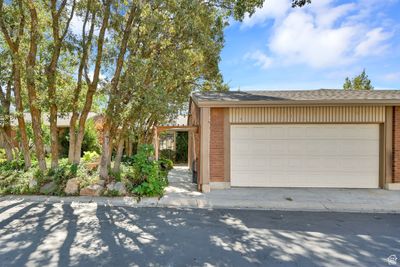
[131,145,167,197]
[82,151,100,163]
[0,158,25,172]
[159,149,175,162]
[159,158,173,171]
[175,131,188,163]
[82,119,101,154]
[0,148,6,161]
[75,164,99,188]
[58,119,101,158]
[121,155,135,165]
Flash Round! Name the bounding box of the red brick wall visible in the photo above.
[393,107,400,183]
[210,108,225,182]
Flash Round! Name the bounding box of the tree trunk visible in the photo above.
[113,136,125,174]
[0,128,14,161]
[13,66,31,168]
[26,0,46,171]
[99,121,111,180]
[0,78,13,161]
[68,114,77,162]
[73,84,97,163]
[48,52,60,168]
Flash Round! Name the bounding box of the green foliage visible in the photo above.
[159,158,174,171]
[121,155,136,165]
[82,151,100,163]
[131,145,167,197]
[82,120,101,154]
[103,189,120,197]
[75,164,100,189]
[0,160,37,195]
[175,132,188,163]
[343,69,374,90]
[109,169,122,182]
[160,149,176,162]
[0,158,25,172]
[59,119,101,158]
[0,149,5,162]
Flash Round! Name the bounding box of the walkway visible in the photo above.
[158,167,400,213]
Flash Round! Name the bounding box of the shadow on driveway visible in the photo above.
[0,200,399,266]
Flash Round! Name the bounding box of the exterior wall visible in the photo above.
[393,107,400,183]
[210,108,225,182]
[196,104,397,191]
[230,106,386,124]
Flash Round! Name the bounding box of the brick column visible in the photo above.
[393,107,400,183]
[210,108,225,182]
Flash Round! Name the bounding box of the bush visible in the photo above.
[0,158,25,172]
[130,145,167,197]
[82,119,101,154]
[121,155,135,165]
[82,151,100,163]
[0,148,6,161]
[159,149,175,162]
[159,158,173,171]
[58,119,101,158]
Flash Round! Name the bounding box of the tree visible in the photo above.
[343,69,374,90]
[68,0,112,164]
[0,0,32,168]
[25,0,47,171]
[0,0,311,175]
[46,0,76,168]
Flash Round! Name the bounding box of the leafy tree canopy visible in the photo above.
[343,69,374,90]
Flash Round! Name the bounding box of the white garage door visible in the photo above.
[231,124,380,188]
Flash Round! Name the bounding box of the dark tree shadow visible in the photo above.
[1,203,399,267]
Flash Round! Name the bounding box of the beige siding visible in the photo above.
[229,106,386,124]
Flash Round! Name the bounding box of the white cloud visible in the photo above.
[355,28,392,57]
[242,0,394,69]
[241,0,291,28]
[244,50,273,69]
[269,11,357,68]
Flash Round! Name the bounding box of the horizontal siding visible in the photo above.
[229,106,386,124]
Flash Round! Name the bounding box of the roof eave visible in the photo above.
[195,99,400,108]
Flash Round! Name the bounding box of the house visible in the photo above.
[7,112,100,150]
[187,89,400,192]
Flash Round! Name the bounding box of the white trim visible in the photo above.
[385,183,400,190]
[210,182,231,190]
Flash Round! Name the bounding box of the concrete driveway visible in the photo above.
[159,167,400,213]
[0,200,399,267]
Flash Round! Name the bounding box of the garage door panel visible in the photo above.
[231,124,380,188]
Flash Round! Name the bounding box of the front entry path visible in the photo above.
[158,167,400,213]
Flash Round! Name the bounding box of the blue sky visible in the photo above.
[220,0,400,90]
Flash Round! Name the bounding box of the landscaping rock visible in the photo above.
[80,184,103,196]
[96,179,105,186]
[114,182,126,195]
[40,181,56,195]
[106,182,115,191]
[29,178,38,189]
[64,178,79,195]
[107,182,127,195]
